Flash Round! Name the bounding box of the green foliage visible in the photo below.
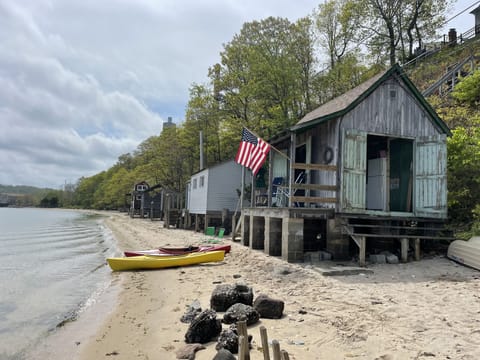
[39,190,62,208]
[0,184,54,206]
[446,125,480,224]
[452,69,480,106]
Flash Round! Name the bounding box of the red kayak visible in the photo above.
[124,244,231,257]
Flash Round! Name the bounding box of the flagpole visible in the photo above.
[244,126,290,161]
[240,166,245,210]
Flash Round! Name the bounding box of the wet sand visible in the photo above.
[37,211,480,359]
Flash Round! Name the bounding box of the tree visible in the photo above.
[313,0,365,68]
[184,83,224,168]
[364,0,450,65]
[212,16,318,137]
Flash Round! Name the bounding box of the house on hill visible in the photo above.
[241,64,452,266]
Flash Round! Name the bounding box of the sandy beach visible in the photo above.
[37,211,480,360]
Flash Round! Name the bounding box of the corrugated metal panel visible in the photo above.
[414,135,447,218]
[341,129,366,211]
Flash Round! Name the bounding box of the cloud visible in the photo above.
[0,0,315,188]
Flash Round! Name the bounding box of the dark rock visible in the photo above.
[253,294,284,319]
[215,328,239,353]
[180,299,202,323]
[222,303,259,325]
[185,309,222,344]
[175,343,205,359]
[216,324,252,354]
[210,283,254,312]
[213,349,237,360]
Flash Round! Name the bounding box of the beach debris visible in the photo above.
[273,265,292,276]
[210,283,253,311]
[181,299,202,323]
[213,348,236,360]
[386,254,399,264]
[222,303,260,325]
[253,294,284,319]
[105,350,119,356]
[175,343,205,359]
[185,309,222,344]
[369,254,387,264]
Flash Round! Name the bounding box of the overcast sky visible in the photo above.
[0,0,475,189]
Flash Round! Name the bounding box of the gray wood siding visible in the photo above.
[206,161,242,212]
[341,78,439,137]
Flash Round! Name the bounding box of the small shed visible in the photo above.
[129,181,150,217]
[242,64,453,265]
[187,160,248,233]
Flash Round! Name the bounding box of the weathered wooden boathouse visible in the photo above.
[241,64,452,266]
[186,160,249,233]
[128,181,181,225]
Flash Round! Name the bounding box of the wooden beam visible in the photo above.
[343,233,455,240]
[292,184,337,191]
[290,196,337,203]
[293,163,337,171]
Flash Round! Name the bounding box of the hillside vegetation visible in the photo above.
[404,37,480,233]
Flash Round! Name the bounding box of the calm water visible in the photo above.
[0,208,118,360]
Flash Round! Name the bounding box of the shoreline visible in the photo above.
[33,211,480,359]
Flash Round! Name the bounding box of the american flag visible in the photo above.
[235,128,271,175]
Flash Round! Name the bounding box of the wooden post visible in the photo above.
[237,321,250,360]
[281,350,290,360]
[260,325,270,360]
[267,150,273,207]
[414,238,421,261]
[238,335,246,360]
[401,238,409,262]
[359,236,366,267]
[272,340,281,360]
[194,214,199,232]
[232,216,237,240]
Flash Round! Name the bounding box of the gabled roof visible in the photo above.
[291,64,451,136]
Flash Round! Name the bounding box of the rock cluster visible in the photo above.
[179,282,284,359]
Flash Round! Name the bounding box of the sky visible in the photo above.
[0,0,477,189]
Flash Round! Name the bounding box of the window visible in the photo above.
[200,176,204,187]
[137,184,147,191]
[193,178,197,189]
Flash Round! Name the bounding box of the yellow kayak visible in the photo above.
[107,250,225,271]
